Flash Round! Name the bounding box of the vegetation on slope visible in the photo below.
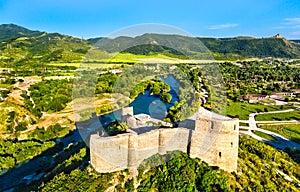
[24,79,73,115]
[0,24,90,69]
[120,44,189,59]
[38,136,300,191]
[0,140,55,172]
[89,33,300,59]
[0,24,42,42]
[2,24,300,71]
[199,37,300,59]
[0,101,37,136]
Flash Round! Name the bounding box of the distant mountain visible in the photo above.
[0,24,42,42]
[290,40,300,44]
[89,33,300,59]
[1,24,300,64]
[87,37,104,44]
[90,33,214,59]
[198,36,300,59]
[0,24,91,67]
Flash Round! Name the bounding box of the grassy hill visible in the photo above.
[0,24,91,68]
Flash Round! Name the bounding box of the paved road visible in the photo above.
[239,108,300,150]
[256,120,300,124]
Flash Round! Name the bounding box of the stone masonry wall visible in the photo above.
[158,128,191,154]
[90,133,130,173]
[90,117,239,173]
[189,117,239,172]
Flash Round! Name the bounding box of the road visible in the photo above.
[239,107,300,150]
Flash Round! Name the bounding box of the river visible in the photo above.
[0,74,181,191]
[98,74,180,126]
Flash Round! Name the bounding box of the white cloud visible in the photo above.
[208,23,238,30]
[284,18,300,24]
[290,31,300,36]
[282,18,300,28]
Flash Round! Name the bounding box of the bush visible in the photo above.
[107,121,128,136]
[160,93,172,103]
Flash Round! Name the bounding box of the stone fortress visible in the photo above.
[90,107,239,174]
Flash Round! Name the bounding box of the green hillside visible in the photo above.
[89,33,300,59]
[0,24,91,68]
[1,24,300,66]
[199,37,300,59]
[1,24,300,68]
[89,33,213,59]
[0,24,42,42]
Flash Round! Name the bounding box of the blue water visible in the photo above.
[98,74,180,126]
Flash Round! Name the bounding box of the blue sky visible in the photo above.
[1,0,300,39]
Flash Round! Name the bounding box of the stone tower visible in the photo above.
[189,116,239,172]
[90,109,239,174]
[121,107,134,122]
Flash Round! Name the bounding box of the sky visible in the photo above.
[1,0,300,39]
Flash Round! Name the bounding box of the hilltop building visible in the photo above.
[274,33,283,38]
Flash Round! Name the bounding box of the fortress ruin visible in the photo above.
[90,107,239,173]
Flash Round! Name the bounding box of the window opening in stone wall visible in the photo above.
[210,122,214,129]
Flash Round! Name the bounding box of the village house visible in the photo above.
[108,69,123,74]
[242,94,267,103]
[292,89,300,95]
[270,92,294,99]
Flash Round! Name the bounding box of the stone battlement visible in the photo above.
[90,114,239,173]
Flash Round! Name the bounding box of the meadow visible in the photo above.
[258,124,300,144]
[256,110,300,121]
[226,100,295,120]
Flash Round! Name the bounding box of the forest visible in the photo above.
[23,79,73,116]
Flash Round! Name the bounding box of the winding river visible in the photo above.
[98,74,180,126]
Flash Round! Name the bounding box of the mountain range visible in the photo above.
[1,24,300,65]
